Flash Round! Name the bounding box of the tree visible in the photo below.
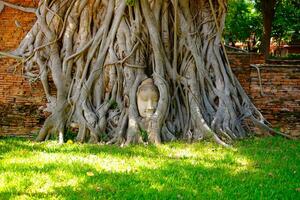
[224,0,262,48]
[272,0,300,45]
[255,0,277,60]
[0,0,282,145]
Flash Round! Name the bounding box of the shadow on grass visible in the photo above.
[0,137,299,199]
[0,137,163,159]
[0,160,253,199]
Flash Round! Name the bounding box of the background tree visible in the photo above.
[272,0,300,45]
[0,0,285,145]
[224,0,262,50]
[254,0,277,60]
[225,0,300,54]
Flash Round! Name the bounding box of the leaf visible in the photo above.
[296,188,300,192]
[67,139,74,144]
[87,171,94,177]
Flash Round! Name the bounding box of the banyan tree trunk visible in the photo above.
[2,0,277,145]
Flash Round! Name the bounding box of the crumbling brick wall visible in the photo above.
[249,64,300,136]
[228,52,264,94]
[0,0,38,51]
[229,53,299,136]
[0,0,45,135]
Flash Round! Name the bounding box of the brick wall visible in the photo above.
[0,2,299,136]
[0,0,45,135]
[228,52,265,67]
[0,0,38,51]
[249,64,300,136]
[228,53,299,136]
[228,52,264,94]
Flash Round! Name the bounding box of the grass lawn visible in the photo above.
[0,136,299,200]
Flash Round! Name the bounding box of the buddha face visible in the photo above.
[137,79,159,118]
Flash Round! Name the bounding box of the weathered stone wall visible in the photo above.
[0,2,299,136]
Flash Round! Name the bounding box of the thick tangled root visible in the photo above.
[5,0,278,145]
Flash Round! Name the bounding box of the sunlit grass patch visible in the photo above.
[0,136,299,199]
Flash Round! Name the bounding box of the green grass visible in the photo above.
[0,137,299,200]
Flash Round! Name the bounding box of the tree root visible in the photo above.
[0,0,36,13]
[2,0,289,145]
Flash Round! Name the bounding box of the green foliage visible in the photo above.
[109,100,118,109]
[272,0,300,43]
[126,0,136,6]
[139,129,148,142]
[0,137,299,199]
[225,0,300,51]
[64,128,77,142]
[251,0,299,43]
[99,132,109,142]
[287,54,300,59]
[270,53,300,60]
[224,0,262,43]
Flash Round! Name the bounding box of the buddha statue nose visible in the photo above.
[147,99,155,110]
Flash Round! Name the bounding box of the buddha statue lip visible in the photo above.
[137,78,159,119]
[144,108,155,118]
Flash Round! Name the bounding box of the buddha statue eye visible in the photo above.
[152,95,159,102]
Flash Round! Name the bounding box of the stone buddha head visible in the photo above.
[137,78,159,118]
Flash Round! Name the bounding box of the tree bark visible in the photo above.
[261,0,276,61]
